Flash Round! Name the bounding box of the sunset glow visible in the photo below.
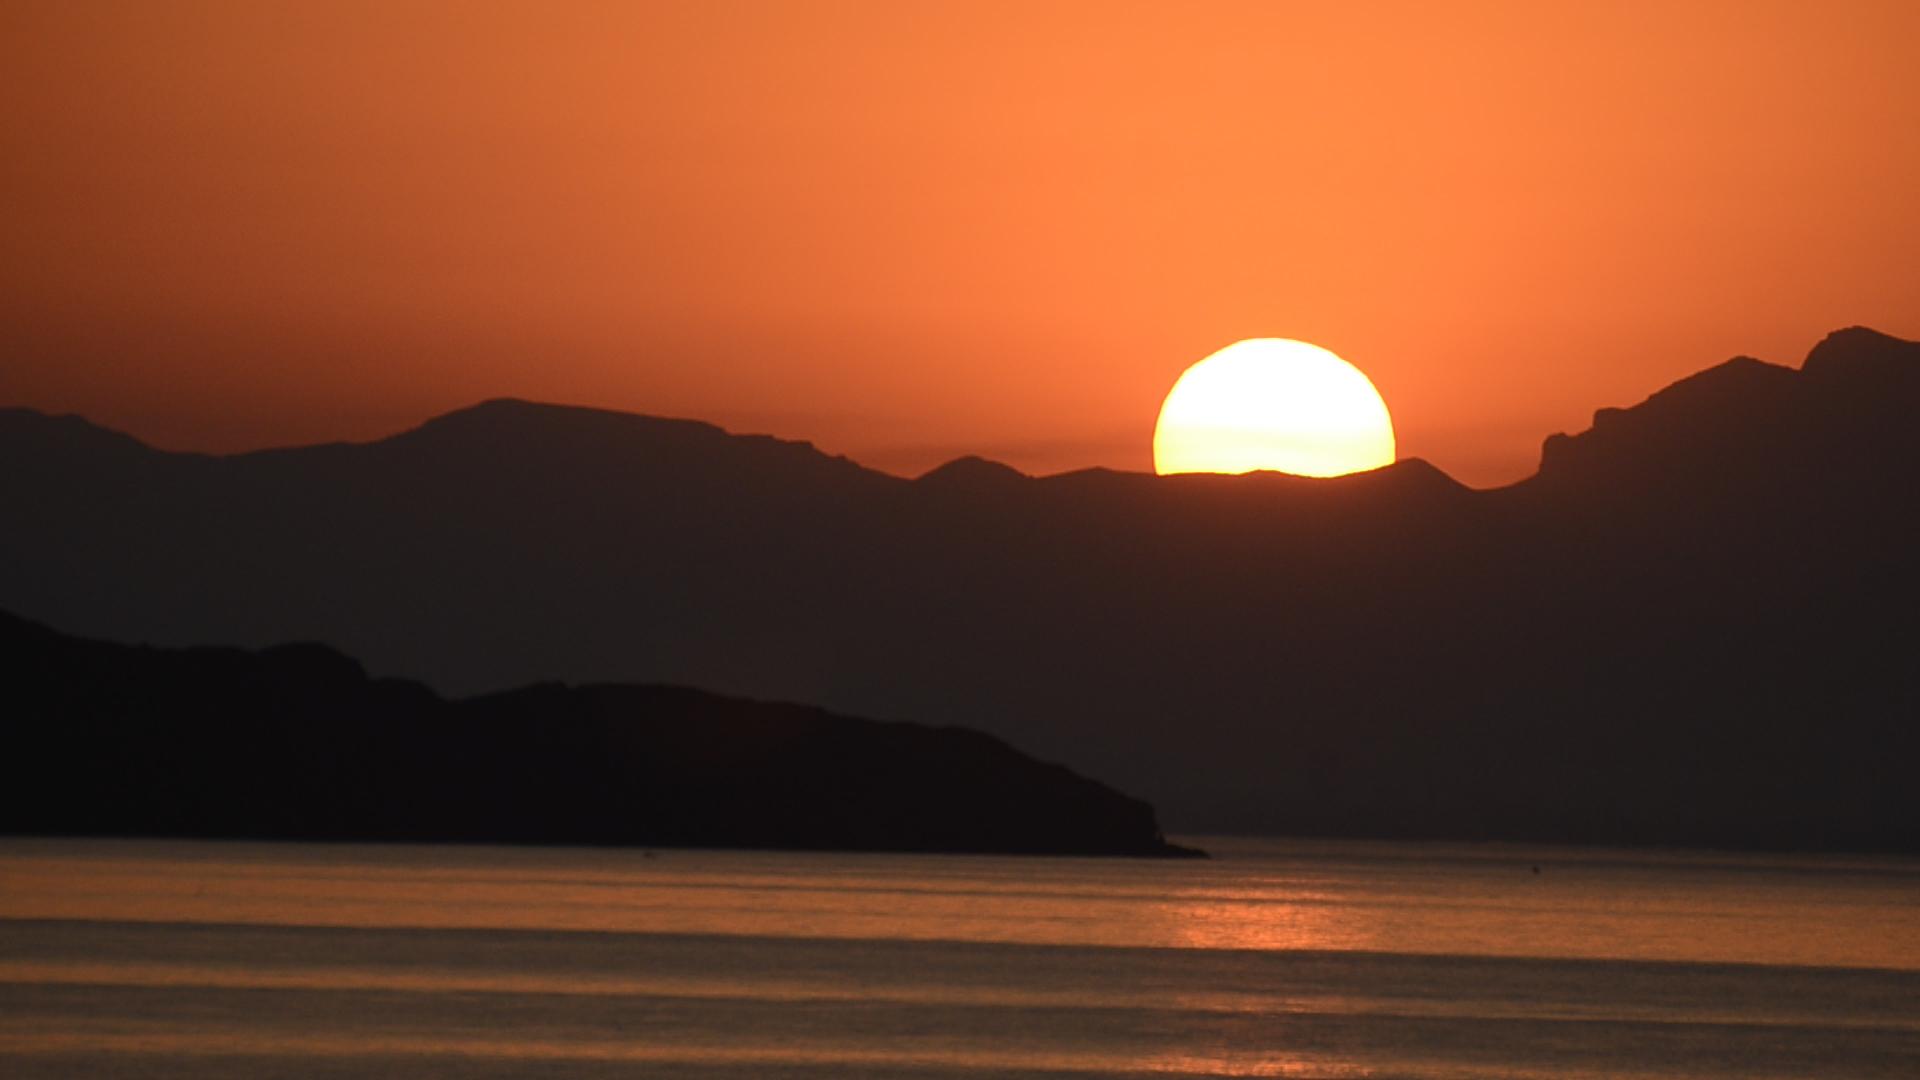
[1,3,1914,484]
[3,4,1917,1078]
[1153,340,1395,477]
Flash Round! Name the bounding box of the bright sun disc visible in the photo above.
[1153,339,1396,477]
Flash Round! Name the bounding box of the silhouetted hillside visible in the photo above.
[0,611,1193,856]
[2,327,1916,851]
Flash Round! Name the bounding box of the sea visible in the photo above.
[0,836,1915,1079]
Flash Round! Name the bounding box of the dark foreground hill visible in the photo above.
[2,327,1917,851]
[0,612,1195,857]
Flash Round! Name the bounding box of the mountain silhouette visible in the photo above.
[2,327,1915,851]
[0,611,1193,856]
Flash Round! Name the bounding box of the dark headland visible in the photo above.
[2,327,1917,854]
[0,612,1199,857]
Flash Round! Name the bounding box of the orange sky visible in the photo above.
[3,0,1916,486]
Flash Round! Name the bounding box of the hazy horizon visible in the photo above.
[8,324,1899,492]
[5,1,1917,486]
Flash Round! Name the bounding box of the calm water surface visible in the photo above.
[1,836,1916,1078]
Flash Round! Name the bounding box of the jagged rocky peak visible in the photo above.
[1531,328,1920,485]
[1800,326,1920,385]
[1535,355,1797,479]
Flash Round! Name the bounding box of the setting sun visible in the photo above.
[1152,339,1396,477]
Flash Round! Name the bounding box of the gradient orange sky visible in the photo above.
[3,1,1916,486]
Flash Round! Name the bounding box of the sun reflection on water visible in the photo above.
[1133,1048,1380,1079]
[1146,887,1378,954]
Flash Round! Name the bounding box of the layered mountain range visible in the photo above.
[4,327,1916,850]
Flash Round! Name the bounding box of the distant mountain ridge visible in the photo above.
[2,327,1916,851]
[1533,327,1920,492]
